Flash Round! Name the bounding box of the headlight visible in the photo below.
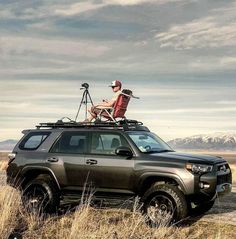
[186,163,213,174]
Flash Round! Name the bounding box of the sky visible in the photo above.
[0,0,236,141]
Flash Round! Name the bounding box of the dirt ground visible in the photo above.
[197,185,236,225]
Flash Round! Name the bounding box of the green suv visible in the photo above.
[6,120,232,226]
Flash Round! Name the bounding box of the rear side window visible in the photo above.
[50,132,87,154]
[19,132,50,150]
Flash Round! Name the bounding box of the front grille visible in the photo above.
[217,173,232,185]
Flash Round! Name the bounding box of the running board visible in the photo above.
[61,193,136,208]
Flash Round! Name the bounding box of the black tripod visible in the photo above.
[75,83,94,121]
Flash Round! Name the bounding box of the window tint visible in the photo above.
[90,132,129,155]
[50,132,86,154]
[19,132,50,150]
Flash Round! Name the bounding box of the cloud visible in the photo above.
[220,57,236,66]
[130,107,236,115]
[104,0,181,6]
[187,56,236,71]
[155,3,236,49]
[54,2,105,16]
[54,0,182,16]
[0,2,53,20]
[0,36,110,58]
[0,0,184,25]
[0,9,13,18]
[216,101,236,105]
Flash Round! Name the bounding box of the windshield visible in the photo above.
[128,132,173,153]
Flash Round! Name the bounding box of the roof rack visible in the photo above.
[35,118,149,131]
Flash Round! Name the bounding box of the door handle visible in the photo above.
[47,157,59,163]
[86,159,98,165]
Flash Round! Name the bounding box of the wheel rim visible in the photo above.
[147,194,174,225]
[24,185,49,213]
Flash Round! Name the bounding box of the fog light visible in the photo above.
[203,183,210,189]
[199,182,210,189]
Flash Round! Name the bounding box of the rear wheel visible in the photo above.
[22,176,60,214]
[142,183,188,227]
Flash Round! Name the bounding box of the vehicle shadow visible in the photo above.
[179,190,236,227]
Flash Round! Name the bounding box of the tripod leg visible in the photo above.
[84,89,94,119]
[87,91,94,106]
[84,90,88,119]
[75,90,87,121]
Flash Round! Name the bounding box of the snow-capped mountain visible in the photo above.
[0,139,18,151]
[167,132,236,151]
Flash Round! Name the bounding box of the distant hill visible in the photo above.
[0,139,18,151]
[168,132,236,151]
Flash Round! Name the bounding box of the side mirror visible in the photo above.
[115,146,133,158]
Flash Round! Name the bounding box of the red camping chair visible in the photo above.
[98,89,136,122]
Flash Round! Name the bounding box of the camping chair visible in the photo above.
[97,89,139,123]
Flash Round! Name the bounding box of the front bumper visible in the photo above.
[189,162,232,203]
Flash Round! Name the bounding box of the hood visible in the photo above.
[149,151,225,164]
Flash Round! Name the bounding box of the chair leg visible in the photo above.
[104,109,117,123]
[95,109,118,124]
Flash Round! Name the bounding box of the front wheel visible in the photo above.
[142,183,188,227]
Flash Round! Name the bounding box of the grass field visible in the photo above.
[0,152,235,239]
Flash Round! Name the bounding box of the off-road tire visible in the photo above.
[22,175,60,214]
[142,183,188,227]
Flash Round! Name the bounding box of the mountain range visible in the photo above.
[0,132,236,151]
[167,132,236,151]
[0,139,18,151]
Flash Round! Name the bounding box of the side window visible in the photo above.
[19,132,50,150]
[90,132,129,155]
[50,132,86,154]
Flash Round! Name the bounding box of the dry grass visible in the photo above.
[0,186,21,238]
[230,165,236,184]
[0,153,8,171]
[0,152,236,238]
[0,180,235,238]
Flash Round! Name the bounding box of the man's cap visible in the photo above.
[109,80,122,88]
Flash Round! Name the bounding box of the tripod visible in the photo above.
[75,83,94,121]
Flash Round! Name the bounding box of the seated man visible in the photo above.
[86,80,122,122]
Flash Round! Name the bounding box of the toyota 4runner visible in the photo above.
[6,120,232,226]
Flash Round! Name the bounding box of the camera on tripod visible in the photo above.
[75,82,93,121]
[80,83,89,90]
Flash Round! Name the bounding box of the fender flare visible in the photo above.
[138,172,187,195]
[21,166,61,190]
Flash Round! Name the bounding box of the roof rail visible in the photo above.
[35,118,148,131]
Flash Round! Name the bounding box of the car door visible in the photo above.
[84,131,135,195]
[49,131,88,190]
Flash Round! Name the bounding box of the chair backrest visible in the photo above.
[112,89,132,118]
